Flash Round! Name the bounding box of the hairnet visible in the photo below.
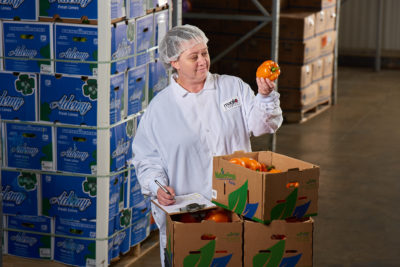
[159,24,209,72]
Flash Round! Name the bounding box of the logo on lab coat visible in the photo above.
[221,97,241,112]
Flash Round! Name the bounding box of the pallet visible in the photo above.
[2,231,159,267]
[283,99,331,124]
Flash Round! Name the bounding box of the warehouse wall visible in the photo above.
[339,0,400,57]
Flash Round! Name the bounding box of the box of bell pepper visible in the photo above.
[212,151,319,224]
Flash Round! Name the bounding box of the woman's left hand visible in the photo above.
[256,77,275,96]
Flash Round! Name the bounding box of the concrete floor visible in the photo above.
[131,67,400,266]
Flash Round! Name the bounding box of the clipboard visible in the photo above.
[152,192,216,215]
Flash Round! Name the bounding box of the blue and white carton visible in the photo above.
[4,215,53,260]
[110,0,126,20]
[0,71,37,122]
[40,74,97,126]
[54,23,98,76]
[130,210,150,246]
[128,168,145,208]
[135,14,154,67]
[4,122,54,171]
[39,0,97,21]
[110,72,125,125]
[126,65,146,116]
[111,20,135,74]
[3,21,53,73]
[126,0,146,19]
[42,173,122,220]
[2,170,40,216]
[110,120,134,172]
[147,0,168,9]
[131,195,151,223]
[54,216,115,266]
[154,9,169,59]
[113,208,132,257]
[0,0,38,21]
[56,126,97,174]
[148,59,168,102]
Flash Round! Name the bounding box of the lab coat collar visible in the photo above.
[172,72,216,97]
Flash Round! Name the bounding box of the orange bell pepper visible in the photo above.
[256,60,281,81]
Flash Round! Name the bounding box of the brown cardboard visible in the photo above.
[278,63,312,88]
[317,76,333,102]
[280,83,319,110]
[244,218,314,267]
[289,0,336,9]
[322,53,334,77]
[239,0,289,13]
[166,209,243,267]
[212,151,319,224]
[324,5,337,31]
[277,11,316,40]
[311,58,323,82]
[319,30,336,55]
[315,9,326,35]
[279,37,320,64]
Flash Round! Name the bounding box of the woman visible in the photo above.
[132,24,283,266]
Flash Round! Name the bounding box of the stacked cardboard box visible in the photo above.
[0,0,169,265]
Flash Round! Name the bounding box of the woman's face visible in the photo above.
[171,42,210,84]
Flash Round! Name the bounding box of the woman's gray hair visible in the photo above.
[159,24,209,72]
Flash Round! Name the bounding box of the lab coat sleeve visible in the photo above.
[240,80,283,137]
[132,112,169,197]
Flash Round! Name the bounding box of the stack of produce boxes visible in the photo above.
[212,151,319,266]
[0,0,169,265]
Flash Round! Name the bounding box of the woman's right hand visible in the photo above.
[157,186,176,206]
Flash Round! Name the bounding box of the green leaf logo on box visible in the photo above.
[253,240,302,267]
[228,181,259,219]
[270,188,311,221]
[183,240,232,267]
[15,74,35,96]
[214,168,236,180]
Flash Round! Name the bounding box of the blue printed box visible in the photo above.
[1,170,40,216]
[126,65,146,116]
[135,14,154,67]
[128,168,145,208]
[5,215,52,260]
[148,60,168,102]
[4,123,54,171]
[132,195,151,223]
[42,173,122,220]
[154,9,169,59]
[130,211,150,246]
[39,0,97,21]
[110,72,125,125]
[110,119,134,172]
[113,208,132,256]
[0,0,38,21]
[0,71,37,122]
[3,21,53,73]
[147,0,168,9]
[54,23,98,76]
[54,216,114,267]
[111,20,135,74]
[126,0,146,19]
[56,127,96,174]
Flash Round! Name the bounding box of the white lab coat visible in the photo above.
[132,72,282,266]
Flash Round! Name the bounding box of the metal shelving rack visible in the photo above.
[174,0,281,151]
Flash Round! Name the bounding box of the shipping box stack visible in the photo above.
[0,0,169,265]
[185,0,337,123]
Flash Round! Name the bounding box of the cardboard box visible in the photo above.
[166,209,243,267]
[126,0,147,19]
[42,173,123,220]
[154,9,169,59]
[0,71,37,122]
[319,30,336,55]
[278,63,312,88]
[212,151,319,223]
[279,37,319,64]
[53,216,115,266]
[4,215,53,260]
[315,9,326,35]
[130,210,151,246]
[3,21,53,73]
[111,21,135,74]
[311,58,323,82]
[54,23,98,76]
[148,60,168,102]
[280,82,319,110]
[317,75,332,102]
[244,218,314,267]
[136,14,154,67]
[114,208,132,255]
[110,121,134,172]
[4,122,54,171]
[322,53,334,77]
[109,72,125,125]
[289,0,336,9]
[278,11,316,40]
[0,0,38,20]
[325,6,337,31]
[1,170,40,216]
[127,65,147,116]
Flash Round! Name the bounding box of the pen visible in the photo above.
[155,180,175,200]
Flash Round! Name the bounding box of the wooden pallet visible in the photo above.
[283,99,331,124]
[2,231,159,267]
